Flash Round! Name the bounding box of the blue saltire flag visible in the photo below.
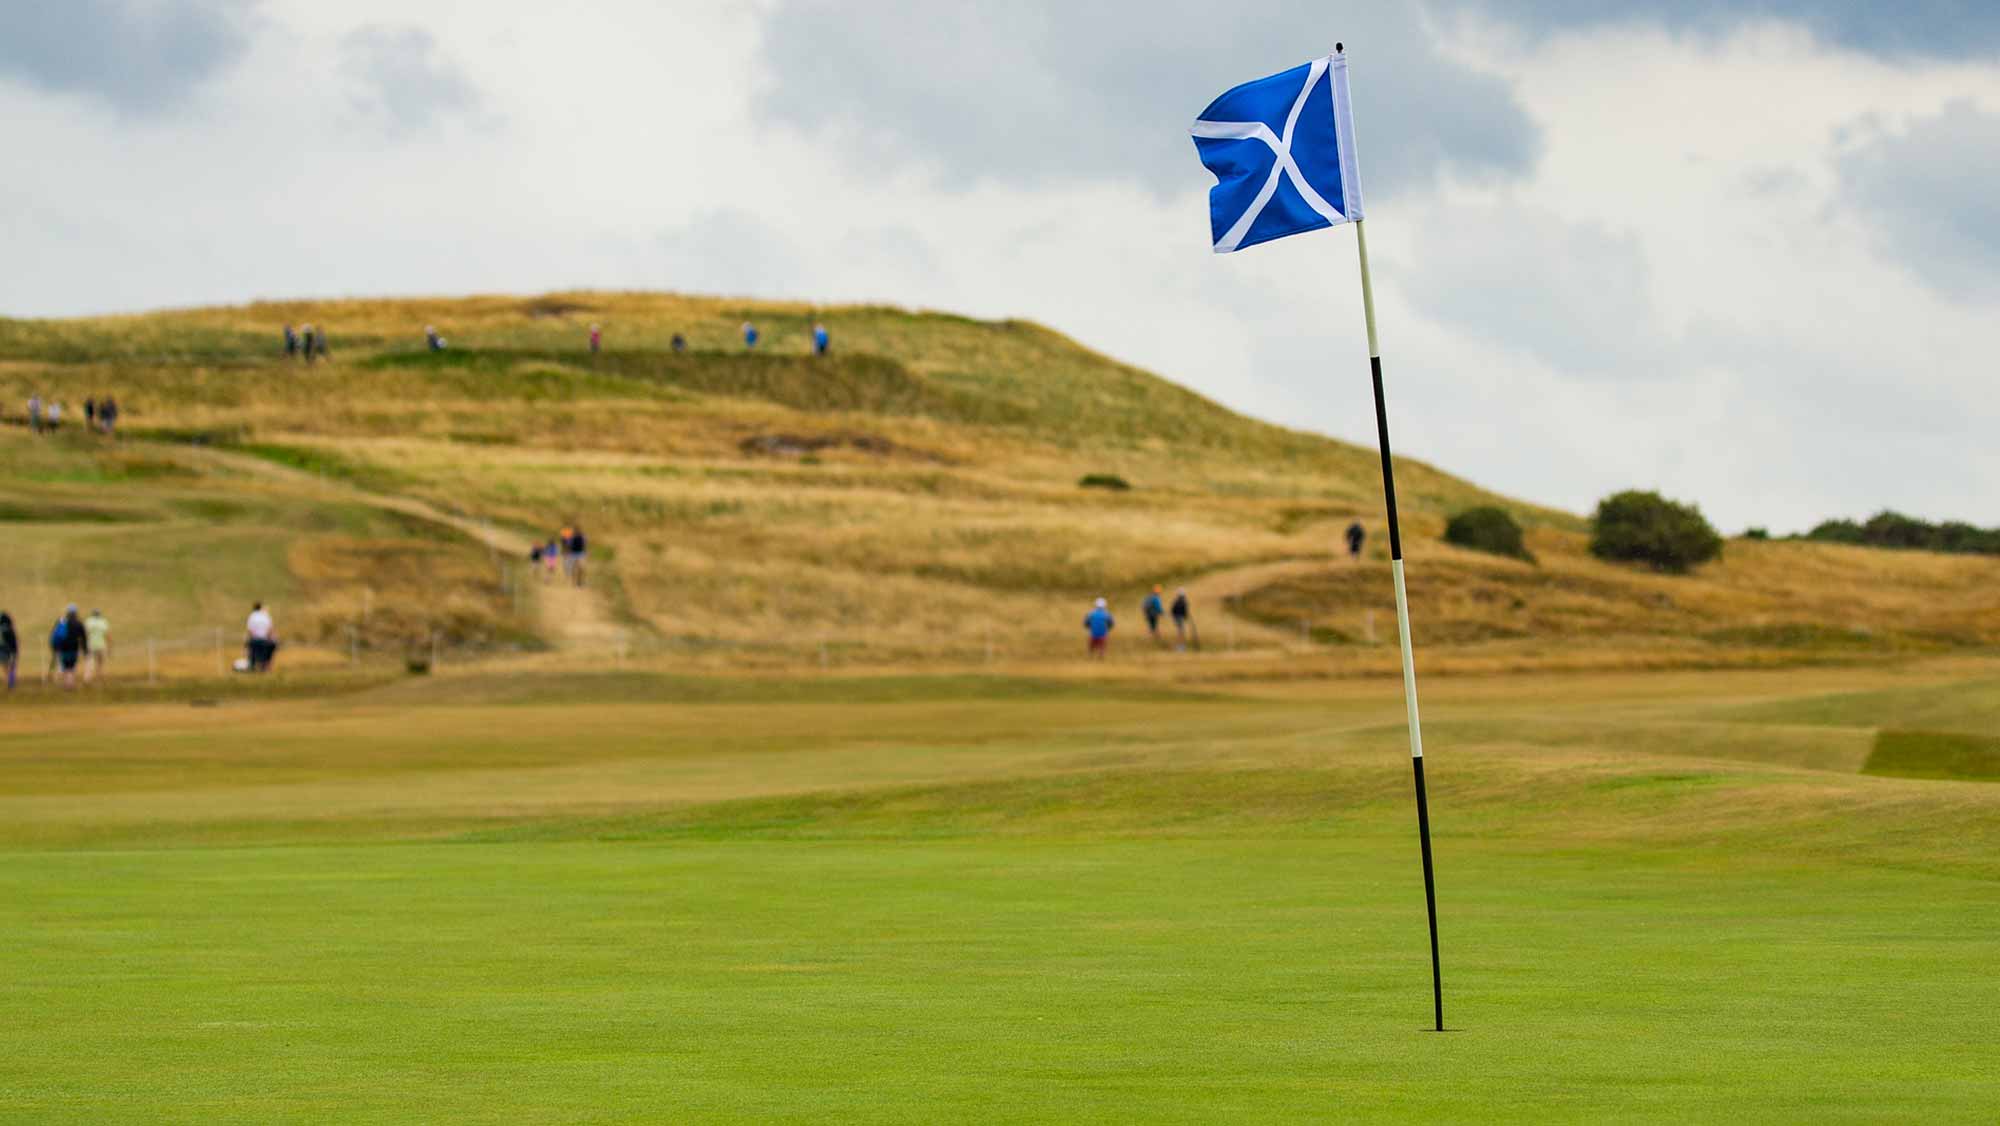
[1191,53,1364,253]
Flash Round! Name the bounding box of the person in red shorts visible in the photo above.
[1083,597,1115,659]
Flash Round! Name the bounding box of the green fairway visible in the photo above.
[3,666,1999,1121]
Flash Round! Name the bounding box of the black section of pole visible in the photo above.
[1412,755,1444,1032]
[1369,350,1443,1032]
[1368,356,1402,561]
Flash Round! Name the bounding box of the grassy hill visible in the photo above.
[4,290,1996,669]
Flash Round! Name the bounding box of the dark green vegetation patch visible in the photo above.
[1864,729,2000,782]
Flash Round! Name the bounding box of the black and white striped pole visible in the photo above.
[1352,214,1444,1033]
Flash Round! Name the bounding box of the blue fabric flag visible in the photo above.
[1192,54,1364,253]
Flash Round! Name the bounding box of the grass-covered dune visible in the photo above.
[5,290,1999,669]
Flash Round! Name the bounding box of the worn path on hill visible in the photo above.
[177,443,631,656]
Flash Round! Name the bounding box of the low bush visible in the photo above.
[1443,506,1534,562]
[1589,490,1723,574]
[1078,473,1131,491]
[1806,510,2000,556]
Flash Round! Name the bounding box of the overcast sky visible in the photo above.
[5,1,1998,531]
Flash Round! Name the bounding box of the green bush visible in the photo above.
[1589,490,1723,574]
[1741,527,1770,541]
[1078,473,1131,491]
[1805,510,2000,556]
[1443,506,1534,562]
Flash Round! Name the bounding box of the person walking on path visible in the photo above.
[284,324,299,357]
[1083,597,1115,659]
[544,537,561,582]
[27,394,41,434]
[245,602,277,672]
[84,398,96,431]
[427,326,447,352]
[671,333,687,353]
[301,325,317,364]
[1143,585,1166,643]
[82,609,110,684]
[1171,588,1192,650]
[812,322,830,356]
[100,396,118,436]
[567,525,588,588]
[1345,521,1366,562]
[315,325,330,361]
[49,606,85,689]
[46,401,61,431]
[742,322,759,349]
[558,525,576,583]
[0,611,17,692]
[589,324,602,354]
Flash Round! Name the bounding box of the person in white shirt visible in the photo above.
[245,602,277,672]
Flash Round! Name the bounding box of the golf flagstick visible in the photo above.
[1353,215,1444,1032]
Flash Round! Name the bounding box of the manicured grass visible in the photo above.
[1,665,1998,1120]
[1865,729,2000,781]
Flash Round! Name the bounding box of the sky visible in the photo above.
[4,1,1998,532]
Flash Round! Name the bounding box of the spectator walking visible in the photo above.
[284,324,299,357]
[1143,585,1165,643]
[589,324,602,354]
[671,333,687,353]
[82,609,110,684]
[27,394,41,434]
[84,398,97,431]
[0,611,17,692]
[46,401,61,431]
[812,322,830,356]
[1083,597,1115,659]
[742,322,759,349]
[301,325,317,364]
[567,525,588,588]
[245,602,278,672]
[315,325,330,361]
[99,397,118,436]
[544,537,561,582]
[1171,588,1192,650]
[426,326,447,352]
[1345,521,1366,561]
[49,606,85,689]
[558,525,576,583]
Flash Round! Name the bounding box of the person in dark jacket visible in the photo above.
[284,324,299,357]
[567,526,588,588]
[50,605,86,689]
[1143,585,1165,642]
[1345,521,1366,561]
[0,611,18,692]
[1171,589,1192,649]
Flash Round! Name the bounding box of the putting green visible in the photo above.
[2,667,1997,1121]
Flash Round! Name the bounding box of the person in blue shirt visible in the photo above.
[812,322,830,356]
[1142,585,1165,642]
[742,322,759,349]
[1083,597,1114,659]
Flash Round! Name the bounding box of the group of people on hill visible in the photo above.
[1083,586,1194,658]
[529,524,589,588]
[739,321,831,355]
[0,600,281,694]
[0,606,110,691]
[283,324,331,361]
[22,394,121,436]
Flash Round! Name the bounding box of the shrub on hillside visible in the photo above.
[1078,473,1131,491]
[1805,510,2000,555]
[1741,527,1770,541]
[1589,490,1723,574]
[1443,506,1534,562]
